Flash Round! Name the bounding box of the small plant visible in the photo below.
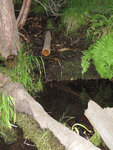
[89,128,101,146]
[81,32,113,79]
[8,45,46,93]
[59,108,74,126]
[72,123,92,135]
[0,92,16,128]
[0,45,46,93]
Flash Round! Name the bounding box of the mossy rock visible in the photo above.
[16,112,65,150]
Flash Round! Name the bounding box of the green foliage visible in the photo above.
[59,0,113,36]
[65,0,113,14]
[87,14,113,40]
[81,1,113,79]
[0,45,46,93]
[90,128,101,146]
[0,92,16,128]
[9,46,46,93]
[30,0,46,15]
[59,108,74,125]
[60,0,89,36]
[72,123,92,135]
[81,33,113,79]
[61,10,87,36]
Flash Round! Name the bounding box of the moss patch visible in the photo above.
[60,51,99,80]
[0,121,17,143]
[16,112,65,150]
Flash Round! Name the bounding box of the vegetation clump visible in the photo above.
[0,45,45,94]
[58,0,113,37]
[10,46,45,93]
[81,32,113,79]
[0,92,17,143]
[0,92,16,129]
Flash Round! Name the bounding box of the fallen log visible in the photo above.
[0,74,100,150]
[85,100,113,150]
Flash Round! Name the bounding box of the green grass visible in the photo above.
[0,92,17,143]
[59,0,113,36]
[61,9,87,36]
[0,92,16,128]
[0,44,46,94]
[10,46,46,93]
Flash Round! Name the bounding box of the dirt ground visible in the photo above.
[19,15,99,81]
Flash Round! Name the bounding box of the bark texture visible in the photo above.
[0,0,19,59]
[17,0,31,29]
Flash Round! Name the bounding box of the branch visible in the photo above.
[17,0,31,29]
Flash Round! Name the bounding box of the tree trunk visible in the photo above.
[0,0,19,59]
[17,0,31,29]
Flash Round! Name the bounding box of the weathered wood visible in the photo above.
[42,31,51,56]
[0,74,100,150]
[85,100,113,150]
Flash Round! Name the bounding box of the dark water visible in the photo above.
[39,79,112,150]
[0,79,112,150]
[40,79,113,125]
